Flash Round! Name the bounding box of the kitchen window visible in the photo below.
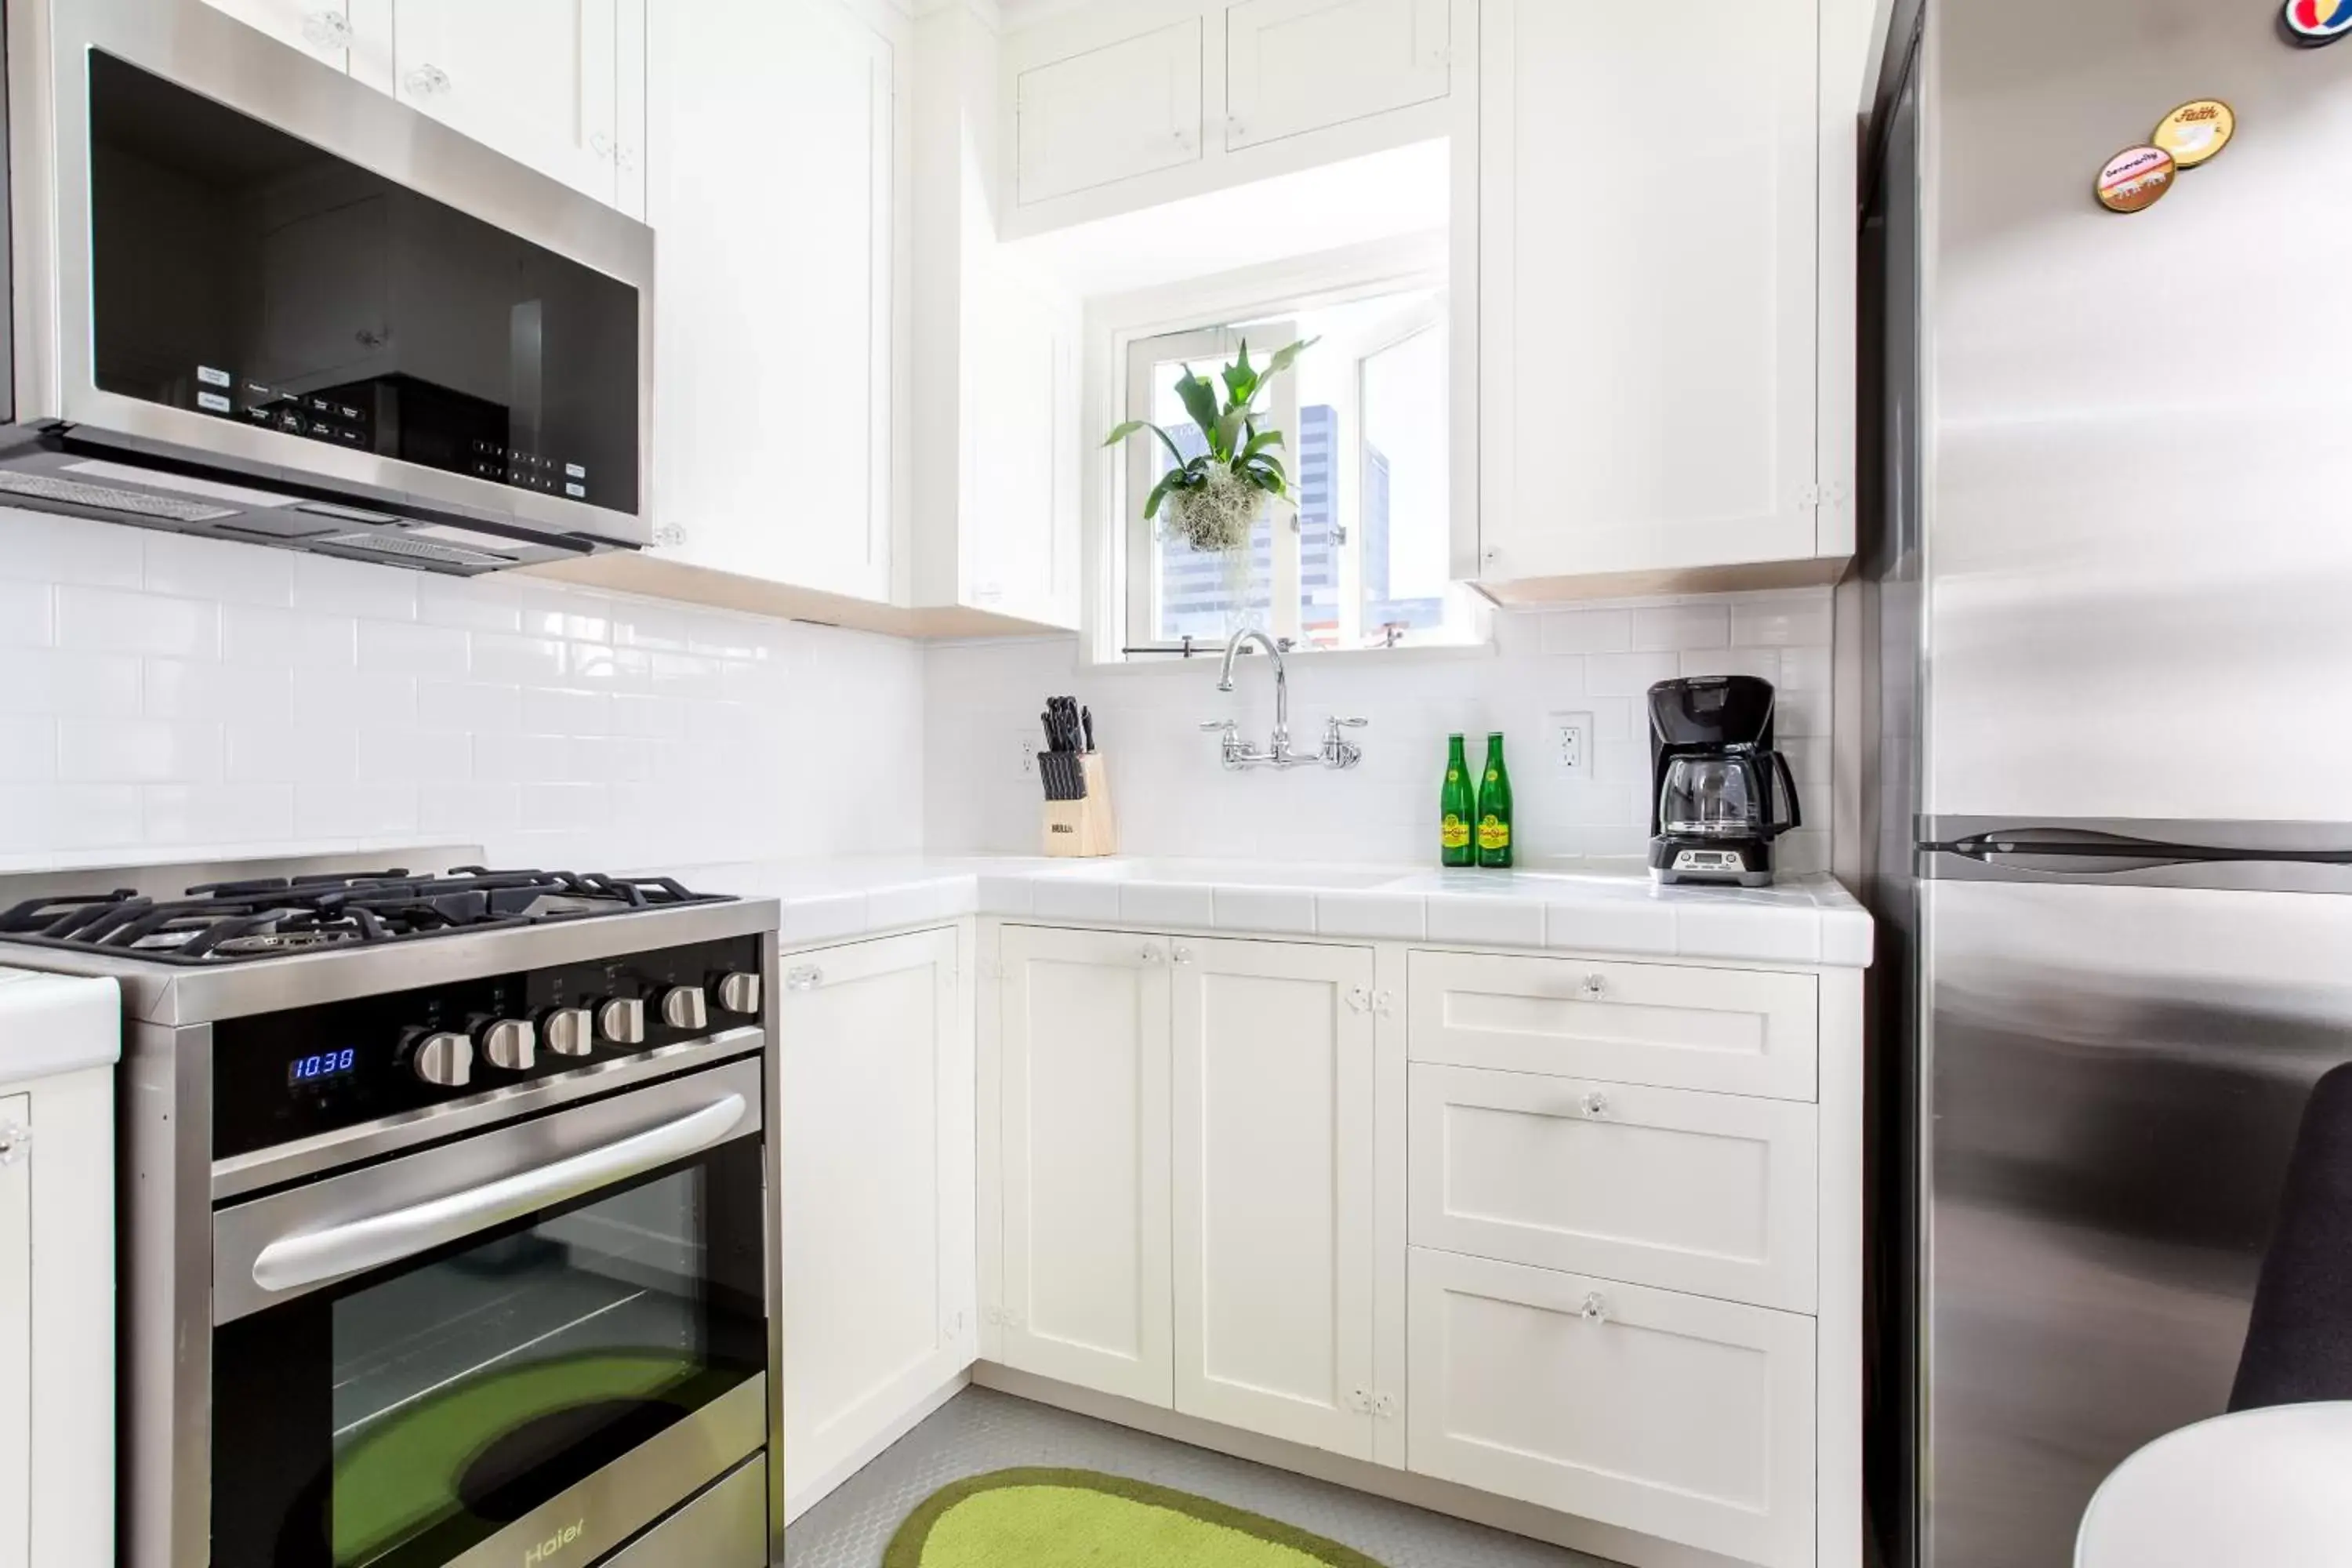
[1118,281,1475,656]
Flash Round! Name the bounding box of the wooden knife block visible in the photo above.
[1041,754,1117,858]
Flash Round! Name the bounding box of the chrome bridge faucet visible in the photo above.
[1200,626,1367,770]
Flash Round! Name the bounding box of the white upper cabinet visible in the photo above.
[1014,18,1204,207]
[960,264,1081,625]
[1171,939,1377,1459]
[1224,0,1450,151]
[387,0,628,209]
[648,0,901,604]
[1473,0,1827,590]
[201,0,353,69]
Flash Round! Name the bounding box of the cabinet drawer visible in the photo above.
[1407,950,1817,1101]
[1407,1249,1815,1568]
[1410,1065,1816,1311]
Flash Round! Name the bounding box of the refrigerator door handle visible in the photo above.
[1928,829,2352,869]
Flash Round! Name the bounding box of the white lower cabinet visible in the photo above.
[995,926,1174,1403]
[781,927,975,1518]
[1407,1249,1817,1568]
[1409,1063,1818,1312]
[1171,938,1377,1458]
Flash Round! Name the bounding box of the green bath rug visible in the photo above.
[884,1468,1392,1568]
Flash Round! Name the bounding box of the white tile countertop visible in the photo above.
[662,856,1874,968]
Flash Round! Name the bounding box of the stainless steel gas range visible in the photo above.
[0,851,782,1568]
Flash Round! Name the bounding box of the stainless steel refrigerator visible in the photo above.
[1849,2,2352,1565]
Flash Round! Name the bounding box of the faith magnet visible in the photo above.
[2284,0,2352,45]
[2096,145,2176,212]
[2154,100,2234,168]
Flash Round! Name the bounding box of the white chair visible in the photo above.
[2076,1403,2352,1567]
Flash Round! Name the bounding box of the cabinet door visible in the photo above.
[1479,0,1818,581]
[1171,939,1377,1457]
[1015,20,1203,206]
[390,0,620,205]
[1225,0,1450,151]
[781,929,974,1515]
[0,1095,27,1568]
[201,0,353,70]
[650,0,896,602]
[1408,1249,1817,1568]
[996,927,1174,1405]
[964,265,1080,625]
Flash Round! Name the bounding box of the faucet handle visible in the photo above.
[1327,716,1370,729]
[1200,719,1239,731]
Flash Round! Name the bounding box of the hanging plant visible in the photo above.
[1102,337,1319,554]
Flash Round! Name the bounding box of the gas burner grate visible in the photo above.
[0,866,732,965]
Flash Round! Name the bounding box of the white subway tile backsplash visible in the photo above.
[0,582,53,646]
[0,783,140,851]
[358,619,472,678]
[143,532,294,608]
[0,514,924,867]
[147,658,290,724]
[1778,644,1831,691]
[0,512,143,589]
[0,716,56,781]
[1584,651,1683,697]
[143,783,295,844]
[293,554,418,622]
[1538,609,1632,655]
[1681,648,1780,683]
[295,668,417,728]
[1731,595,1834,647]
[1632,604,1730,652]
[57,719,220,784]
[222,604,357,667]
[0,650,140,717]
[56,586,220,659]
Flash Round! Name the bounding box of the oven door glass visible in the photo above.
[85,49,641,513]
[211,1129,764,1566]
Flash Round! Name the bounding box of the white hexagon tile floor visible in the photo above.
[782,1388,1613,1568]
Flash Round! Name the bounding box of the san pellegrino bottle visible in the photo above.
[1476,732,1515,868]
[1441,735,1475,867]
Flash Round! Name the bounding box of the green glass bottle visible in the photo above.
[1476,732,1515,868]
[1440,735,1475,867]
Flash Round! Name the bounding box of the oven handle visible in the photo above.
[249,1092,749,1294]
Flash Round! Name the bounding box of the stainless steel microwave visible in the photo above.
[0,0,653,573]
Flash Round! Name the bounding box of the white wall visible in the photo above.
[0,510,927,871]
[925,588,1833,871]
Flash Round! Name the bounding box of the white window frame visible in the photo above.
[1123,321,1301,650]
[1094,233,1461,663]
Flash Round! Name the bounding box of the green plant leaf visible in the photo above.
[1242,430,1285,459]
[1211,406,1253,460]
[1221,340,1260,411]
[1261,336,1321,383]
[1105,418,1192,471]
[1172,368,1221,441]
[1144,474,1175,521]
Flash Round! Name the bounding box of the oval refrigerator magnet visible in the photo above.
[2154,100,2234,168]
[2285,0,2352,44]
[2096,145,2176,212]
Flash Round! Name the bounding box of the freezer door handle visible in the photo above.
[1929,828,2352,869]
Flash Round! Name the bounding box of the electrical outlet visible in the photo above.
[1552,712,1593,778]
[1017,735,1040,778]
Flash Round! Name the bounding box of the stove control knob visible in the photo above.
[662,985,709,1032]
[543,1007,595,1058]
[717,971,761,1014]
[598,996,646,1046]
[479,1018,536,1072]
[412,1031,473,1089]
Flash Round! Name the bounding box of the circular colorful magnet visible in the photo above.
[2285,0,2352,44]
[2096,145,2176,212]
[2154,100,2234,168]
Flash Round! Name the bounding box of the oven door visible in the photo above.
[209,1058,766,1568]
[5,0,652,551]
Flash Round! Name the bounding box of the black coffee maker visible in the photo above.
[1646,676,1802,887]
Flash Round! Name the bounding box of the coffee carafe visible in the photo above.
[1647,676,1802,886]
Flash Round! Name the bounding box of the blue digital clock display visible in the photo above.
[289,1047,358,1087]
